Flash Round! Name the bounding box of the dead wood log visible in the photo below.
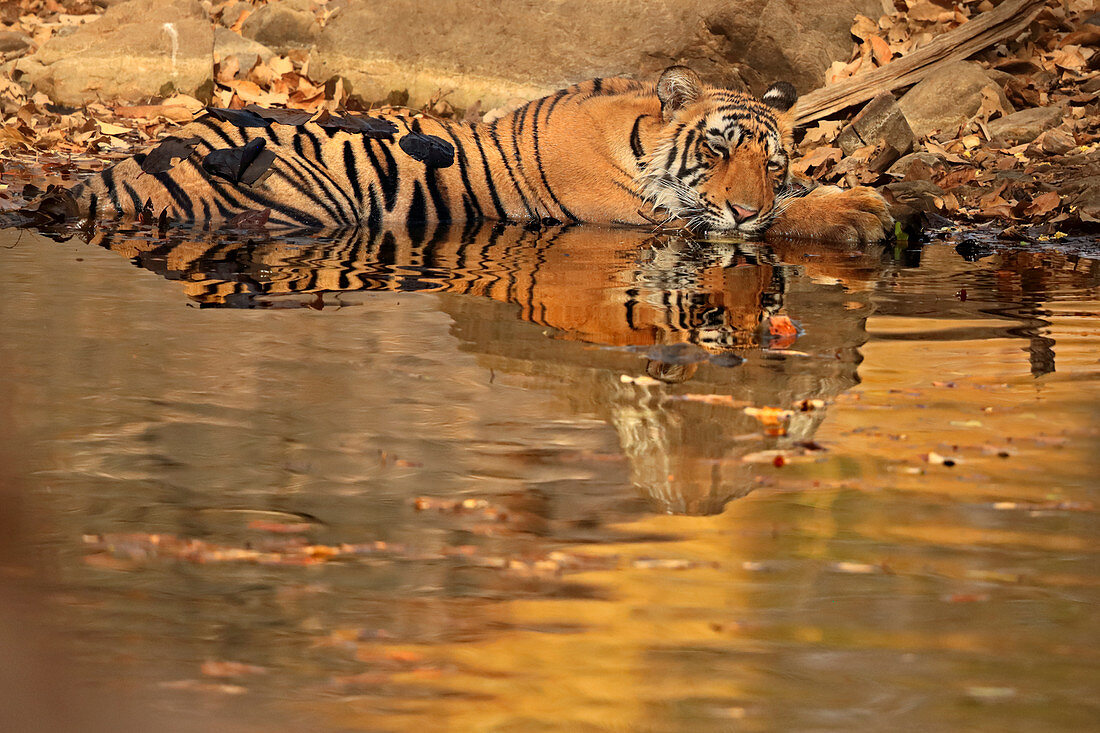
[794,0,1046,126]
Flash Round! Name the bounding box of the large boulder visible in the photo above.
[987,105,1065,146]
[13,0,213,105]
[898,61,1014,139]
[239,0,319,52]
[314,0,884,109]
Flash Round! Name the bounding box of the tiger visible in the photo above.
[36,66,892,242]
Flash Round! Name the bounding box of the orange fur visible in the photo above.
[62,68,891,242]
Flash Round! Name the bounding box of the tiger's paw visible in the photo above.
[766,186,893,243]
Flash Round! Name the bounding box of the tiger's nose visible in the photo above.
[729,204,758,222]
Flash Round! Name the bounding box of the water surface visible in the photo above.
[0,222,1096,732]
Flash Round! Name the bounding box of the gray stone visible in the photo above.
[1059,175,1100,223]
[314,0,884,109]
[220,2,252,28]
[987,105,1064,146]
[240,2,319,52]
[14,0,212,105]
[837,92,915,172]
[882,180,945,212]
[887,152,946,179]
[898,61,1014,139]
[214,26,275,66]
[0,31,31,55]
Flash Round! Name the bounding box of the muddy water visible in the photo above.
[0,222,1096,732]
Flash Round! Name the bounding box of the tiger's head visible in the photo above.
[640,66,798,235]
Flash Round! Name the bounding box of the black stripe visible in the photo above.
[514,99,533,138]
[200,161,325,228]
[611,178,645,201]
[678,129,697,177]
[543,89,569,123]
[438,122,483,220]
[364,140,399,212]
[460,216,482,245]
[487,120,535,219]
[299,125,325,161]
[408,180,427,223]
[201,117,338,225]
[343,140,364,210]
[624,288,640,331]
[101,167,122,217]
[423,165,451,222]
[469,127,507,220]
[285,140,356,224]
[87,192,98,220]
[121,182,142,215]
[286,134,356,224]
[531,95,579,222]
[153,171,195,220]
[194,117,240,147]
[277,151,345,224]
[366,183,381,233]
[630,115,647,159]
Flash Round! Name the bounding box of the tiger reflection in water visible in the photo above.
[83,221,886,515]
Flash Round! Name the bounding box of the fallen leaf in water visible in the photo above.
[159,680,246,695]
[620,374,662,386]
[631,557,706,570]
[965,686,1017,701]
[832,561,878,574]
[227,207,272,229]
[744,406,794,426]
[925,451,957,466]
[945,593,990,603]
[246,520,312,533]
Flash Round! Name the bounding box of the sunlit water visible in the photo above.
[0,221,1097,732]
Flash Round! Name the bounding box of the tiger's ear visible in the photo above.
[657,66,702,122]
[762,81,797,113]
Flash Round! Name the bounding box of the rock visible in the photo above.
[214,26,275,66]
[0,31,31,55]
[13,0,212,105]
[987,105,1064,146]
[882,180,945,220]
[836,92,914,171]
[314,0,884,109]
[220,2,252,28]
[887,151,946,180]
[240,1,319,52]
[898,61,1014,139]
[1059,175,1100,224]
[1031,128,1075,156]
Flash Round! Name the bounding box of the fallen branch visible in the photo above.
[794,0,1046,126]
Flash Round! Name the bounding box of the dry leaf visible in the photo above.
[1025,191,1061,217]
[869,35,893,66]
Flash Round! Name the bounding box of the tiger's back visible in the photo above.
[56,68,892,242]
[70,77,662,230]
